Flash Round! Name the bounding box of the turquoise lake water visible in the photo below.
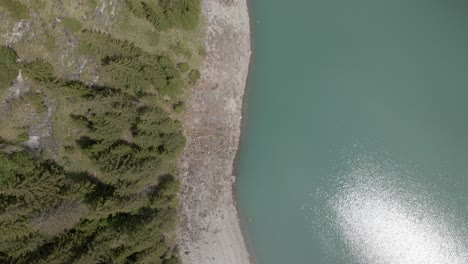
[237,1,468,263]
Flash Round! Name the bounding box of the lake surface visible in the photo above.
[237,0,468,263]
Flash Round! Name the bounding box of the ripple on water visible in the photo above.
[317,151,468,264]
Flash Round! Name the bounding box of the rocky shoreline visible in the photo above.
[177,0,252,263]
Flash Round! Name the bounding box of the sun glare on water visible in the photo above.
[322,153,468,264]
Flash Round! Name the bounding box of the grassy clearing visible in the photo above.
[0,0,29,20]
[0,98,32,143]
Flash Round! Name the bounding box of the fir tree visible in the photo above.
[22,59,54,83]
[0,45,19,90]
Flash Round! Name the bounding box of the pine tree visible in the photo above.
[79,30,142,59]
[22,59,54,83]
[142,1,170,31]
[0,46,18,66]
[100,56,149,95]
[125,0,147,18]
[0,45,19,90]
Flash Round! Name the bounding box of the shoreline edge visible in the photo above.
[177,0,253,263]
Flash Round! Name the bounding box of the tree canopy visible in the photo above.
[0,0,202,262]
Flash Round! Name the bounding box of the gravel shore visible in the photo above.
[177,0,252,263]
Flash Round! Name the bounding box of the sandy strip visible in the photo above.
[177,0,252,263]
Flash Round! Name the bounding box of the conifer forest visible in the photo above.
[0,1,203,263]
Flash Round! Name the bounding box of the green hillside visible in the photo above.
[0,0,203,263]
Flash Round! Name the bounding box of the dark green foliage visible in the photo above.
[0,47,187,264]
[173,42,191,58]
[80,30,185,97]
[0,45,19,90]
[0,152,98,259]
[0,62,17,90]
[0,46,18,66]
[188,69,200,85]
[160,0,201,30]
[0,0,29,20]
[155,56,184,96]
[100,56,150,96]
[132,107,186,156]
[125,0,147,18]
[79,30,142,58]
[172,101,185,113]
[141,1,171,31]
[0,150,181,263]
[198,46,206,57]
[16,131,29,142]
[22,59,54,83]
[0,1,202,260]
[1,47,55,89]
[70,88,185,175]
[86,141,147,175]
[177,62,189,73]
[126,0,201,31]
[0,151,35,186]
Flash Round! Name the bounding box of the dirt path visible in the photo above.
[177,0,252,263]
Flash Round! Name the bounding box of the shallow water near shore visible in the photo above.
[237,0,468,263]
